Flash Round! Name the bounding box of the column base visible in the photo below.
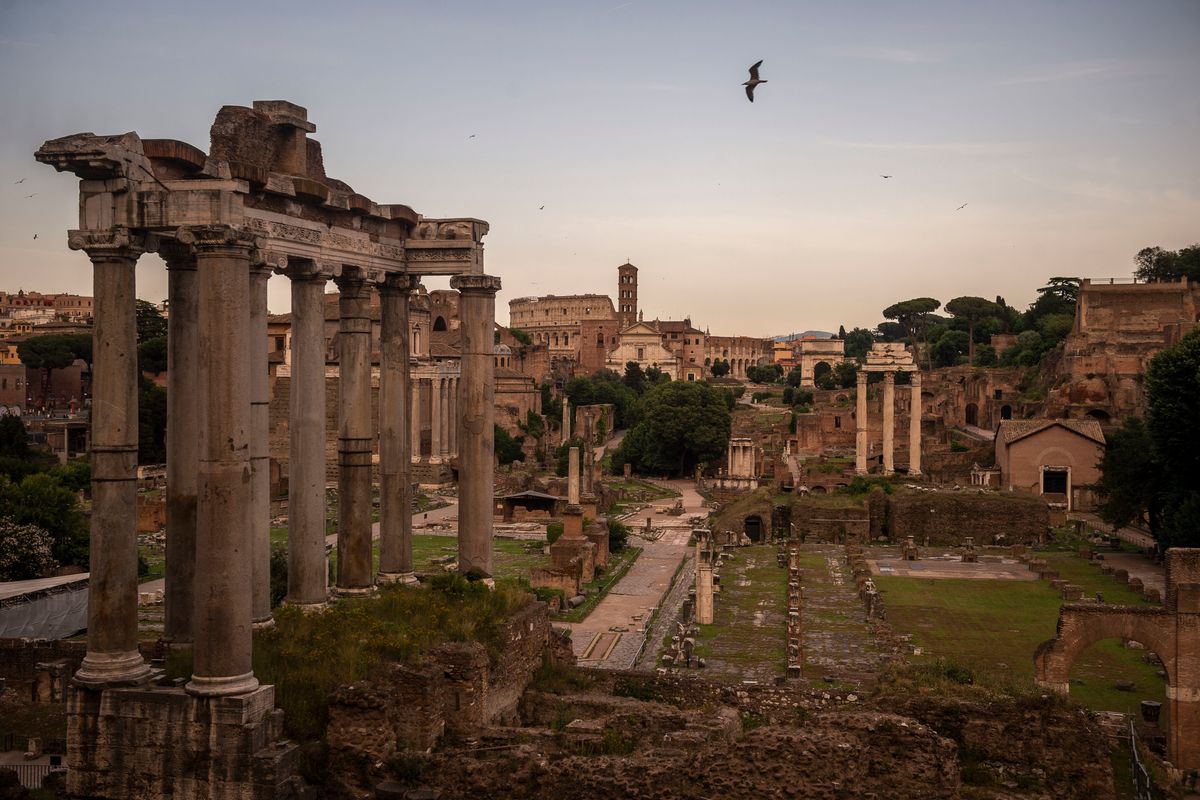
[284,599,329,614]
[908,470,922,477]
[377,571,419,586]
[252,617,276,631]
[185,671,260,697]
[73,650,153,688]
[334,585,376,598]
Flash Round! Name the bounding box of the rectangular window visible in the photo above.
[1042,469,1068,495]
[637,348,644,360]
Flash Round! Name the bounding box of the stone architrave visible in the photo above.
[855,370,868,475]
[334,269,375,596]
[378,274,419,584]
[882,372,895,475]
[187,228,258,698]
[162,242,198,645]
[71,230,152,687]
[451,274,501,578]
[284,263,330,608]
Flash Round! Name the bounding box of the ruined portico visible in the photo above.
[36,100,497,798]
[856,343,921,477]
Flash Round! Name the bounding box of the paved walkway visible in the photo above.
[565,480,704,669]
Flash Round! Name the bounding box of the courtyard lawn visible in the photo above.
[693,545,788,679]
[1038,551,1158,606]
[327,534,550,580]
[875,562,1167,716]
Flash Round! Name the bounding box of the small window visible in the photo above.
[994,389,1003,400]
[637,348,644,360]
[834,416,841,429]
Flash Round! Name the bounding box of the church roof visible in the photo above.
[997,418,1106,446]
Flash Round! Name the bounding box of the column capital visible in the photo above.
[450,274,501,294]
[175,224,258,255]
[278,258,334,283]
[333,265,370,289]
[379,273,422,294]
[158,238,197,270]
[68,228,149,260]
[911,371,922,386]
[883,371,895,385]
[856,369,867,385]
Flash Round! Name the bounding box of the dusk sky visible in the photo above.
[1,1,1197,336]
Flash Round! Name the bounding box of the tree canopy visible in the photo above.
[945,296,1001,365]
[842,327,875,361]
[613,381,731,477]
[136,299,168,343]
[882,297,940,367]
[1133,244,1200,283]
[17,333,91,371]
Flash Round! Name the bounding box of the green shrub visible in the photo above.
[845,476,893,495]
[607,517,629,553]
[546,522,564,545]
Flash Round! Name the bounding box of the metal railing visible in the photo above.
[0,763,66,790]
[1127,719,1155,800]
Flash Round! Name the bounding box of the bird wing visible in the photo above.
[749,60,763,80]
[745,84,755,102]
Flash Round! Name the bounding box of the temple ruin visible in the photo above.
[34,100,498,798]
[855,342,921,476]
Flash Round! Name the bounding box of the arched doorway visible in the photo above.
[813,361,832,383]
[744,515,763,543]
[965,403,979,427]
[1087,409,1111,423]
[1000,404,1012,420]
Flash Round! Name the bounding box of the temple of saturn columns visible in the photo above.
[34,100,497,798]
[855,342,922,476]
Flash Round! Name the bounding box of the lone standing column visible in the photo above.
[562,396,570,441]
[909,372,922,477]
[285,264,330,608]
[71,230,151,686]
[855,370,868,476]
[187,228,258,697]
[882,371,895,476]
[378,274,418,584]
[568,446,581,505]
[451,274,501,578]
[430,375,443,463]
[334,268,374,596]
[162,242,198,646]
[248,263,273,627]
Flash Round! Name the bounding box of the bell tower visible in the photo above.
[617,262,638,329]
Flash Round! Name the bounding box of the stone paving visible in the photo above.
[565,480,703,669]
[799,543,884,685]
[869,556,1037,581]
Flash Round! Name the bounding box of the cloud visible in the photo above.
[997,60,1128,86]
[827,46,942,64]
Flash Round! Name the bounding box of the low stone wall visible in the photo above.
[886,492,1048,545]
[790,500,870,543]
[0,639,87,688]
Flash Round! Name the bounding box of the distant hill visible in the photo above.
[770,330,835,342]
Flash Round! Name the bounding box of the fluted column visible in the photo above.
[285,264,329,608]
[438,376,451,461]
[909,372,922,477]
[334,269,374,596]
[410,377,422,463]
[249,264,272,627]
[855,370,868,475]
[71,230,151,687]
[883,371,895,476]
[378,274,418,584]
[187,228,258,697]
[430,375,443,463]
[449,376,459,458]
[451,274,500,578]
[162,243,198,646]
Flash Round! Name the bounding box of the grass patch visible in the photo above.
[693,546,787,676]
[556,546,642,622]
[876,564,1167,715]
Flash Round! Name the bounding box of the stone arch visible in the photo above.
[965,403,979,427]
[432,315,447,332]
[813,361,832,382]
[1086,408,1111,423]
[1000,404,1012,420]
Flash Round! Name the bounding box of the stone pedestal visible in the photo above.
[334,270,374,596]
[285,267,329,608]
[450,274,501,579]
[855,370,868,475]
[67,684,300,800]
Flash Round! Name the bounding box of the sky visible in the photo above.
[1,0,1198,337]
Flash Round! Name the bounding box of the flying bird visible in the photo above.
[14,178,25,184]
[956,203,968,211]
[468,134,476,139]
[33,234,38,240]
[539,205,544,210]
[24,193,36,198]
[880,175,893,179]
[743,60,767,102]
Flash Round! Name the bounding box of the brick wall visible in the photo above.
[887,492,1048,544]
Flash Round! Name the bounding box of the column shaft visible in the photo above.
[286,271,329,607]
[378,276,416,583]
[249,266,272,626]
[451,275,501,578]
[883,372,895,475]
[163,249,198,645]
[430,376,443,462]
[909,372,922,477]
[188,238,258,697]
[568,446,580,505]
[410,377,422,462]
[449,376,459,458]
[855,371,868,475]
[335,272,374,595]
[562,396,571,441]
[439,376,451,460]
[74,240,150,686]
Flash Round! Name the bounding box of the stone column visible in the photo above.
[696,551,714,625]
[430,375,443,463]
[410,377,422,462]
[285,264,329,608]
[70,230,151,687]
[248,264,272,627]
[187,228,258,697]
[882,371,895,476]
[449,376,459,458]
[568,446,581,505]
[855,370,868,475]
[438,376,451,461]
[451,274,501,578]
[162,243,198,645]
[562,396,571,441]
[378,274,418,584]
[334,269,374,596]
[909,372,922,477]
